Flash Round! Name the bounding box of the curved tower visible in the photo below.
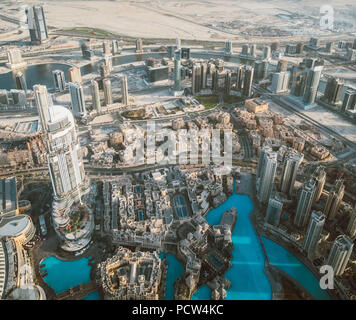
[34,85,93,252]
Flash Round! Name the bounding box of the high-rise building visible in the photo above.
[346,48,356,62]
[280,150,303,196]
[25,5,48,44]
[242,66,254,98]
[250,44,256,57]
[353,39,356,50]
[225,40,233,55]
[254,60,268,80]
[225,71,231,95]
[296,42,304,54]
[324,77,343,105]
[181,47,190,59]
[111,40,120,55]
[236,65,244,91]
[303,65,323,105]
[6,49,27,70]
[265,193,283,226]
[191,64,201,95]
[173,50,181,92]
[99,63,111,78]
[326,42,333,53]
[136,38,143,53]
[176,38,181,49]
[90,80,101,112]
[263,46,271,60]
[324,178,344,220]
[241,44,249,56]
[271,72,290,93]
[103,42,111,56]
[15,72,27,93]
[311,166,326,203]
[68,67,82,85]
[167,45,177,59]
[52,70,66,92]
[69,82,86,117]
[294,180,316,228]
[347,206,356,239]
[303,210,325,257]
[271,42,280,52]
[103,78,113,105]
[341,89,356,112]
[121,75,129,105]
[327,235,353,276]
[34,85,92,252]
[257,146,278,204]
[200,63,208,89]
[0,90,10,105]
[276,60,288,73]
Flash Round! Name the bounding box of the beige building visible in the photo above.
[245,98,269,113]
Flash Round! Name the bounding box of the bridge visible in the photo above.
[55,282,97,300]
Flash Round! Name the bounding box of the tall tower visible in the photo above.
[225,40,233,55]
[69,82,86,117]
[303,210,325,258]
[303,65,323,105]
[327,235,353,276]
[121,75,129,106]
[324,178,344,220]
[15,72,27,93]
[242,66,254,98]
[257,146,278,204]
[103,78,113,105]
[34,85,92,252]
[263,46,271,60]
[280,150,303,196]
[265,193,283,226]
[52,70,66,92]
[347,206,356,239]
[91,80,101,112]
[324,77,343,105]
[294,180,316,228]
[173,49,181,92]
[136,38,143,53]
[68,67,82,85]
[311,166,326,203]
[25,5,48,45]
[192,64,201,95]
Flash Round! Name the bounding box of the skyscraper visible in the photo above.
[103,78,113,105]
[25,5,48,45]
[173,50,181,92]
[311,166,326,203]
[200,63,208,89]
[6,49,27,69]
[280,150,303,196]
[341,89,356,112]
[91,80,101,112]
[327,235,353,276]
[121,75,129,105]
[236,65,244,91]
[192,64,202,95]
[324,77,343,105]
[69,82,86,117]
[263,46,271,60]
[103,42,111,56]
[225,40,233,55]
[276,60,288,73]
[271,72,290,93]
[136,38,143,53]
[250,44,256,57]
[257,146,278,204]
[176,38,181,49]
[303,65,323,105]
[15,72,27,93]
[347,206,356,239]
[52,70,66,92]
[225,72,231,95]
[242,66,254,98]
[294,180,316,228]
[68,67,82,85]
[324,178,344,220]
[265,193,283,226]
[34,85,92,252]
[303,210,325,258]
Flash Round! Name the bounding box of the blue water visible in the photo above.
[193,180,330,300]
[83,291,100,300]
[261,237,330,300]
[164,253,184,300]
[41,256,92,294]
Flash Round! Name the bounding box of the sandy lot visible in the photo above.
[1,0,356,41]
